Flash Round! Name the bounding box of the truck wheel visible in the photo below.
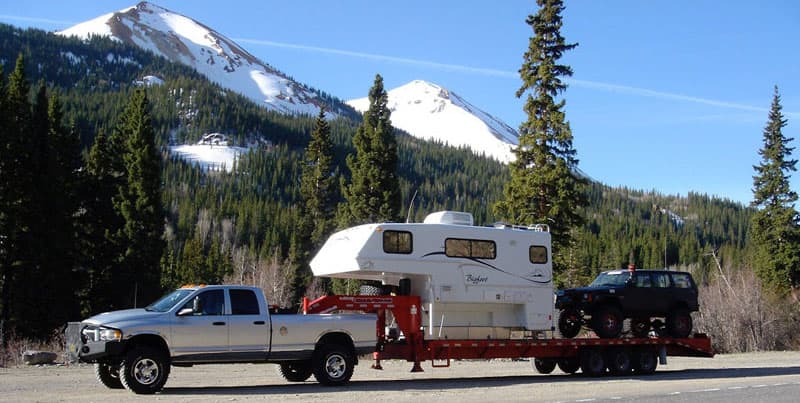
[606,348,632,375]
[94,362,123,389]
[119,347,170,394]
[558,308,581,338]
[631,318,650,338]
[312,344,354,386]
[279,361,313,382]
[592,306,623,338]
[579,349,606,377]
[533,358,556,374]
[666,309,692,338]
[557,358,580,374]
[632,348,658,375]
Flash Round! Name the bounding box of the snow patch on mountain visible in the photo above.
[347,80,518,163]
[57,1,330,117]
[170,143,246,173]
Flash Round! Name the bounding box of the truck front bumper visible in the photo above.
[79,340,126,363]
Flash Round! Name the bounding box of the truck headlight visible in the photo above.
[97,327,122,341]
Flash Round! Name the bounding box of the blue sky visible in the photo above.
[2,1,799,205]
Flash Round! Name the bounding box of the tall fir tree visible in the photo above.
[494,0,587,285]
[113,88,165,307]
[750,86,800,295]
[296,108,338,298]
[342,74,401,226]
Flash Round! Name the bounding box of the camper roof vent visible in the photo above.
[423,211,474,226]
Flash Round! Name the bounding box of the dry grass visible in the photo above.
[0,328,65,367]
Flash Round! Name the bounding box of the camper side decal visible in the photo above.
[421,251,551,285]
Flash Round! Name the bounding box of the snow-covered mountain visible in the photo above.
[347,80,519,163]
[57,1,330,116]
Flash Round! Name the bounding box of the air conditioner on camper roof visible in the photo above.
[423,211,474,226]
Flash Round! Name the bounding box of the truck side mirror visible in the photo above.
[193,296,202,313]
[177,308,193,316]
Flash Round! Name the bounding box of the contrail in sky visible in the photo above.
[0,15,75,26]
[238,37,796,117]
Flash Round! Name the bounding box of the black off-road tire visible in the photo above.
[279,361,313,382]
[533,358,557,374]
[558,358,580,374]
[94,362,123,389]
[558,308,582,338]
[312,344,355,386]
[119,347,170,394]
[592,306,623,339]
[666,309,693,338]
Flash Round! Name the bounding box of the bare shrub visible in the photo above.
[224,247,295,308]
[0,329,65,367]
[696,267,798,353]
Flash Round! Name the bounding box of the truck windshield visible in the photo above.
[145,289,194,312]
[589,271,630,287]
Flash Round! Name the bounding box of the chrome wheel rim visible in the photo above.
[133,358,159,385]
[325,354,346,379]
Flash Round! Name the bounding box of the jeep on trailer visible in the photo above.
[555,268,699,339]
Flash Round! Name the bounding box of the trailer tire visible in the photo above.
[359,284,382,296]
[119,347,170,394]
[558,308,582,338]
[666,309,692,338]
[558,358,580,374]
[94,362,123,389]
[312,344,354,386]
[533,358,557,374]
[579,349,606,377]
[632,348,658,375]
[279,361,313,382]
[592,305,623,338]
[606,348,632,375]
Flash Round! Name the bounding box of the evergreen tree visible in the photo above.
[750,86,800,294]
[342,74,401,225]
[494,0,587,283]
[113,88,165,307]
[296,108,338,298]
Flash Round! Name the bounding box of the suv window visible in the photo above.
[230,289,260,315]
[652,272,671,288]
[634,273,652,288]
[671,272,693,289]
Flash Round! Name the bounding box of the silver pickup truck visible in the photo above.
[77,285,376,394]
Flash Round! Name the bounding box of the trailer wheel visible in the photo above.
[533,358,556,374]
[592,305,623,338]
[666,309,692,338]
[606,348,632,375]
[279,361,313,382]
[579,349,606,377]
[312,344,354,386]
[119,347,170,394]
[632,348,658,375]
[631,318,650,338]
[94,362,123,389]
[558,308,582,338]
[557,358,580,374]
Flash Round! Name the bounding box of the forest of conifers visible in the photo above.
[0,25,751,337]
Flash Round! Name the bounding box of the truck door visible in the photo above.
[227,288,270,358]
[171,289,229,358]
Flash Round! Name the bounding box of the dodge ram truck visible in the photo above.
[78,285,377,394]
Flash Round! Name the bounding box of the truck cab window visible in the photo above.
[182,289,224,316]
[230,289,260,315]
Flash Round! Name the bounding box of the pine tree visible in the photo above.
[296,108,338,298]
[342,74,401,225]
[113,88,165,307]
[494,0,587,284]
[750,86,800,294]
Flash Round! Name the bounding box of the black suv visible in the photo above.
[555,269,699,339]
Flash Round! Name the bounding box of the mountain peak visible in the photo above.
[348,80,518,163]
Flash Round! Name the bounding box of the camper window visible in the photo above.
[529,245,548,264]
[383,230,413,254]
[445,238,496,259]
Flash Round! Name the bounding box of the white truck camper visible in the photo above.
[310,211,554,339]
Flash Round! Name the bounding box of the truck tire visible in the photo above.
[558,358,580,374]
[666,309,692,338]
[312,344,354,386]
[358,284,382,296]
[606,348,632,375]
[533,358,556,374]
[592,306,623,338]
[279,361,313,382]
[632,348,658,375]
[119,347,170,394]
[558,308,582,338]
[579,349,606,377]
[94,362,123,389]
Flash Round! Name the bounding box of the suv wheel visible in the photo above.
[666,309,692,338]
[592,306,623,338]
[558,308,582,338]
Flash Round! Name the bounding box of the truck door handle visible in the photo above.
[253,321,265,325]
[212,322,226,326]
